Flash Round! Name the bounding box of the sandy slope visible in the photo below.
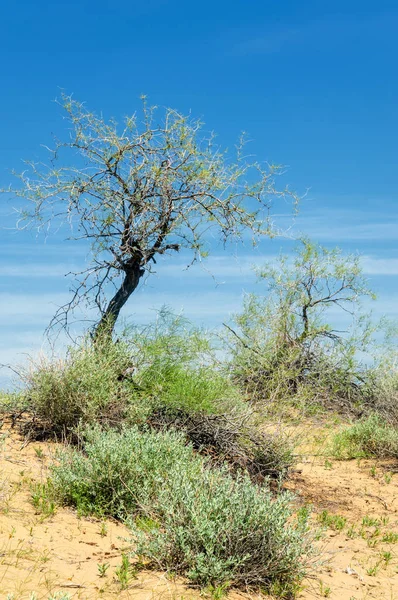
[0,417,397,600]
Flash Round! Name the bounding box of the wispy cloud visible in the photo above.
[0,264,82,277]
[232,12,397,57]
[361,257,398,276]
[0,292,69,325]
[233,28,298,56]
[157,253,279,280]
[289,209,398,242]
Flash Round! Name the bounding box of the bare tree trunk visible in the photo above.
[94,263,145,340]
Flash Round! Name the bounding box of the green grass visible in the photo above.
[317,510,346,531]
[329,414,398,460]
[0,390,24,414]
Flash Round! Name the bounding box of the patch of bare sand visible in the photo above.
[287,428,398,600]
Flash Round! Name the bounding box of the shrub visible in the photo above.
[149,407,295,479]
[227,239,375,416]
[50,426,314,596]
[50,426,199,517]
[0,390,24,415]
[21,309,294,480]
[22,311,242,436]
[22,338,148,435]
[127,310,243,416]
[330,414,398,459]
[363,358,398,425]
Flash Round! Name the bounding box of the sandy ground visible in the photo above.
[0,418,397,600]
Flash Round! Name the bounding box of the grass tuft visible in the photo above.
[329,414,398,459]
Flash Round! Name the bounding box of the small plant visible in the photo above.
[97,562,110,578]
[297,504,312,524]
[205,582,230,600]
[319,581,332,597]
[324,459,333,470]
[384,472,393,484]
[382,531,398,543]
[366,561,381,576]
[34,447,45,459]
[346,525,357,539]
[31,483,56,518]
[318,510,346,531]
[381,551,392,566]
[362,516,380,527]
[115,553,136,589]
[98,521,108,537]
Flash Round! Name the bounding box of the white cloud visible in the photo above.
[0,264,82,277]
[361,257,398,276]
[291,216,398,243]
[0,292,69,325]
[157,254,279,280]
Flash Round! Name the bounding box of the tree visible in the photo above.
[253,238,375,346]
[5,95,297,338]
[228,239,376,403]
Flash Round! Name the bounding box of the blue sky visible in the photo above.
[1,0,398,388]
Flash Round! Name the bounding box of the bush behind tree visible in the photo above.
[227,239,377,416]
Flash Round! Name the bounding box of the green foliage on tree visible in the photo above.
[228,239,376,411]
[5,94,297,337]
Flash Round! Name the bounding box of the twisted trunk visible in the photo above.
[95,262,145,340]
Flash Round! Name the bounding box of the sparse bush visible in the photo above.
[51,426,199,517]
[149,407,295,479]
[131,464,312,594]
[22,311,240,436]
[22,337,147,435]
[50,426,314,596]
[330,414,398,459]
[362,357,398,425]
[228,239,376,416]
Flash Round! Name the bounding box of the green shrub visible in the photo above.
[127,310,243,416]
[51,426,199,517]
[50,426,314,596]
[22,338,148,435]
[131,466,312,593]
[137,362,241,415]
[22,311,242,435]
[0,390,24,414]
[227,240,376,416]
[330,414,398,459]
[22,311,294,480]
[363,359,398,425]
